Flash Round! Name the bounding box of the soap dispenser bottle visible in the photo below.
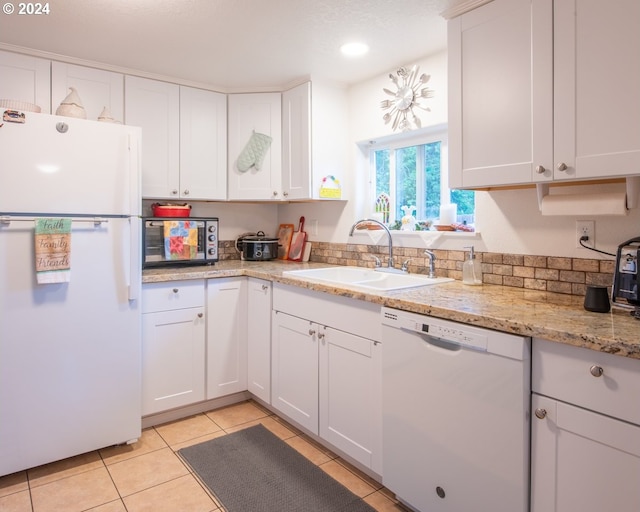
[462,246,482,285]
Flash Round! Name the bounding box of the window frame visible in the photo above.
[367,125,453,226]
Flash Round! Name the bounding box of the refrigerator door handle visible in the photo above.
[0,215,109,225]
[128,133,141,217]
[128,217,141,302]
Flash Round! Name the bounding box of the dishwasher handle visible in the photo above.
[419,332,463,352]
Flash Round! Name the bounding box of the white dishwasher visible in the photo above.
[381,307,530,512]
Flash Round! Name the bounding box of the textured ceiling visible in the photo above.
[0,0,460,90]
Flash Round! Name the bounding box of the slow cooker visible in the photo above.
[235,231,279,261]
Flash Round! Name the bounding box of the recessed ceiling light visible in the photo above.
[340,42,369,57]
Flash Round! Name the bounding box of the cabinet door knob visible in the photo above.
[261,284,269,291]
[172,288,179,293]
[308,329,316,336]
[534,408,547,419]
[283,191,289,197]
[556,162,568,172]
[171,190,178,195]
[535,165,546,174]
[590,365,604,377]
[183,189,189,195]
[197,312,203,318]
[273,191,279,197]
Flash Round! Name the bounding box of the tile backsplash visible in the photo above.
[219,240,614,297]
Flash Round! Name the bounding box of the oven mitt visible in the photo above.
[237,131,273,172]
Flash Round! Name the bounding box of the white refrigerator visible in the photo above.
[0,113,142,477]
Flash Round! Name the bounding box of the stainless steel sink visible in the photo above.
[283,267,454,291]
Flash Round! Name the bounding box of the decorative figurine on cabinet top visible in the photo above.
[55,87,87,119]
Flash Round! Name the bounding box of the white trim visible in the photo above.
[440,0,494,20]
[365,127,454,224]
[0,42,311,94]
[349,230,482,251]
[360,123,448,149]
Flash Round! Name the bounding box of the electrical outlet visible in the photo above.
[576,220,595,249]
[309,219,319,236]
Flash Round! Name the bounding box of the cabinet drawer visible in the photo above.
[272,283,381,342]
[142,280,205,313]
[532,338,640,425]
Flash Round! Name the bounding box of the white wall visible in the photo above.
[155,48,638,258]
[143,200,279,242]
[477,184,640,258]
[280,48,640,258]
[279,52,449,245]
[349,51,448,143]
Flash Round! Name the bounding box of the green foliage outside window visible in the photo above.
[373,140,475,229]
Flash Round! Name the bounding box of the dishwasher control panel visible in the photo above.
[382,307,488,350]
[382,306,529,360]
[425,323,488,350]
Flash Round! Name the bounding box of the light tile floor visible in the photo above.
[0,400,408,512]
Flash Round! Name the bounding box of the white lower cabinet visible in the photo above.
[531,338,640,512]
[247,278,272,403]
[531,394,640,512]
[141,280,206,416]
[206,277,247,399]
[271,284,382,473]
[271,312,319,432]
[319,325,382,473]
[139,278,380,475]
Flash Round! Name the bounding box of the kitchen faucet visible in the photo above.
[424,249,436,278]
[349,218,406,273]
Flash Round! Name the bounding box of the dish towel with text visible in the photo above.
[35,218,72,284]
[164,220,198,260]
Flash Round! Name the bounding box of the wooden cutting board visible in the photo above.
[288,217,307,261]
[277,223,295,260]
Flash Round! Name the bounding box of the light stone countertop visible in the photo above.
[143,260,640,360]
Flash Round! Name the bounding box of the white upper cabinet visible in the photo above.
[449,0,640,189]
[51,62,124,122]
[179,86,227,200]
[282,81,348,200]
[552,0,640,182]
[125,76,227,200]
[125,76,180,198]
[0,50,51,113]
[448,0,552,188]
[282,83,311,200]
[227,93,282,200]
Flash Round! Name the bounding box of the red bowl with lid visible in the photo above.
[151,203,192,217]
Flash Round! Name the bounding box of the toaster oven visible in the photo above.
[142,217,219,268]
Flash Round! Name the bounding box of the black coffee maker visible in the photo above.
[612,237,640,318]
